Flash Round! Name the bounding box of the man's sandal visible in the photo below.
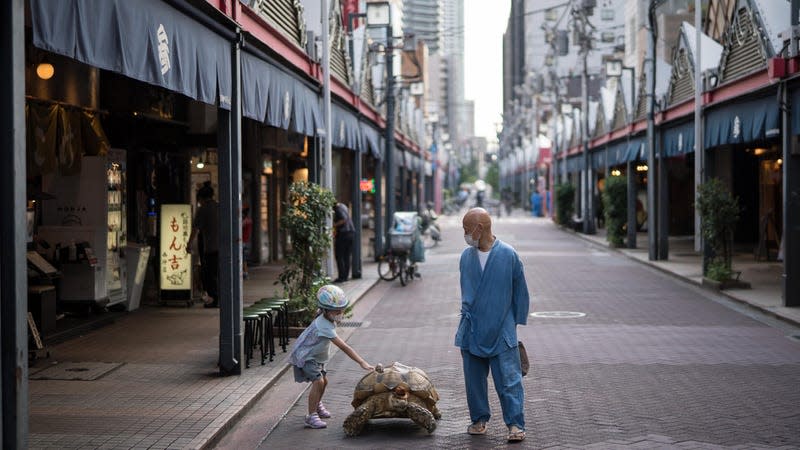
[507,425,525,442]
[467,421,487,435]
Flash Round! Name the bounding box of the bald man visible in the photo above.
[455,207,529,442]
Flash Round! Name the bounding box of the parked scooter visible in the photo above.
[420,202,441,249]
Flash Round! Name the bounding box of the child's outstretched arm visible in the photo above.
[331,336,373,370]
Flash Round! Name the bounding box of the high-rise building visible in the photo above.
[403,0,442,54]
[440,0,466,152]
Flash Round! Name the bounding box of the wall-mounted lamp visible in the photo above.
[636,164,648,172]
[36,60,55,80]
[195,150,206,169]
[611,169,622,176]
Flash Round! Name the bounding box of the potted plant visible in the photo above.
[554,183,575,226]
[695,178,749,290]
[602,175,627,247]
[277,181,336,326]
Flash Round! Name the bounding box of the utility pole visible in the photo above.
[783,0,800,305]
[322,0,334,276]
[385,19,396,249]
[579,3,595,234]
[646,0,658,260]
[694,0,703,253]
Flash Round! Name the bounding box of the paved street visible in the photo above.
[224,214,800,449]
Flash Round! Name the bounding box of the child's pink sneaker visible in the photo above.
[304,413,327,429]
[317,402,331,418]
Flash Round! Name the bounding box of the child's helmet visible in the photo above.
[317,285,349,310]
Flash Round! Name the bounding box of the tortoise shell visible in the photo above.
[351,362,440,411]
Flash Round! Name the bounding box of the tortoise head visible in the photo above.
[393,386,409,400]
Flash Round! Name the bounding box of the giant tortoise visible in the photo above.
[343,362,441,436]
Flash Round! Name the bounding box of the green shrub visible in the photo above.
[706,260,733,282]
[603,176,628,247]
[555,183,575,225]
[278,181,336,325]
[695,178,740,279]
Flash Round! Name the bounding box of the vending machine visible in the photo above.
[40,153,127,307]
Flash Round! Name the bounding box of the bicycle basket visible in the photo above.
[392,211,419,233]
[389,231,414,251]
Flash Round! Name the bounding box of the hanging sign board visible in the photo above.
[160,204,192,290]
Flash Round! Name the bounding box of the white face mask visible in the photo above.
[328,311,344,322]
[464,225,481,248]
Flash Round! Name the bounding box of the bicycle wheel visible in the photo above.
[398,256,407,286]
[405,263,416,284]
[378,255,400,281]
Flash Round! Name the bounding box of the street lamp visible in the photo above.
[605,58,637,249]
[605,59,635,119]
[365,1,396,254]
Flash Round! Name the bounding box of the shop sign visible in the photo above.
[160,204,191,290]
[360,178,375,193]
[156,24,171,75]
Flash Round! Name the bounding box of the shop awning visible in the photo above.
[591,148,606,169]
[331,103,362,151]
[360,124,382,159]
[791,88,800,135]
[661,120,695,157]
[566,154,585,173]
[241,52,321,136]
[606,139,629,167]
[624,138,646,163]
[31,0,233,109]
[705,95,780,148]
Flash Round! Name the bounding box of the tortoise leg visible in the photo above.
[431,404,442,420]
[343,398,377,437]
[406,403,437,434]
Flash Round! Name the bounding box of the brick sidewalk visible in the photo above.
[27,263,380,450]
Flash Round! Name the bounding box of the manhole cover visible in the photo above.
[530,311,586,318]
[29,362,123,381]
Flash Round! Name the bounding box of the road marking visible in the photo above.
[530,311,586,318]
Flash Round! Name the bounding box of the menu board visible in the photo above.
[159,204,192,290]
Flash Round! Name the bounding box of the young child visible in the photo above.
[289,284,373,429]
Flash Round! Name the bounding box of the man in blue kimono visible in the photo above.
[455,207,529,442]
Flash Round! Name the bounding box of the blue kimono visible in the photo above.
[455,239,529,357]
[455,238,529,429]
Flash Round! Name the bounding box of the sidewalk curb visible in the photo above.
[557,224,800,329]
[200,276,383,449]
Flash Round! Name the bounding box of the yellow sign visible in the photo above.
[160,204,192,290]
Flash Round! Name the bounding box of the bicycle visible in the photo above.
[377,248,418,286]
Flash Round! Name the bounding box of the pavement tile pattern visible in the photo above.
[260,215,800,449]
[26,213,800,449]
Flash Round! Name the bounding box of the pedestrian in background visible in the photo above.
[289,285,373,429]
[456,207,530,442]
[332,202,355,283]
[188,182,219,308]
[241,206,252,279]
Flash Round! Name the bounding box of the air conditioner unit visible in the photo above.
[306,31,320,62]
